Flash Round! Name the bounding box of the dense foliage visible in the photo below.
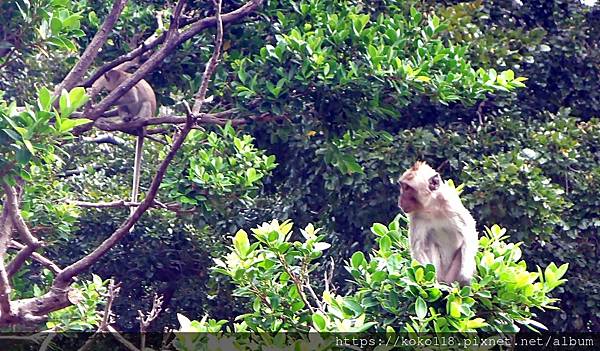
[172,217,567,350]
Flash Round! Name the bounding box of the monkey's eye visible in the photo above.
[399,182,408,193]
[428,174,441,191]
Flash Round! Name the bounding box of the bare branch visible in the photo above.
[39,332,57,351]
[7,241,62,276]
[138,294,164,350]
[6,246,37,278]
[54,0,129,95]
[0,206,14,318]
[66,199,187,213]
[192,0,224,114]
[90,108,245,132]
[1,183,42,278]
[2,183,39,247]
[101,281,120,330]
[82,134,127,146]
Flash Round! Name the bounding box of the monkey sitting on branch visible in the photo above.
[397,161,478,286]
[90,62,157,223]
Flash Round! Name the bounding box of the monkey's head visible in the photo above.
[397,161,442,213]
[95,69,128,91]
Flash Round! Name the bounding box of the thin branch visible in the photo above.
[82,134,127,146]
[0,206,14,318]
[138,294,164,350]
[2,184,39,246]
[2,182,41,277]
[324,257,335,293]
[87,109,247,132]
[305,275,325,313]
[39,332,57,351]
[101,281,120,330]
[6,246,37,277]
[54,0,129,95]
[66,199,186,213]
[7,241,62,276]
[192,0,223,114]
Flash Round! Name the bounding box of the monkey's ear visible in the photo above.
[105,70,121,83]
[428,174,441,191]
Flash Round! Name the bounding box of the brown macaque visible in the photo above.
[398,161,478,285]
[91,66,157,222]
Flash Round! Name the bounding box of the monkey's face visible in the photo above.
[398,162,442,213]
[398,181,422,213]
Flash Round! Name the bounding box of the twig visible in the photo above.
[192,0,223,115]
[66,199,186,213]
[7,241,62,276]
[138,294,164,350]
[324,257,335,293]
[305,275,325,313]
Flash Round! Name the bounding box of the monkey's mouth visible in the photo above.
[398,196,417,213]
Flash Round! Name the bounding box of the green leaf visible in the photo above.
[50,17,63,34]
[415,297,427,320]
[15,149,32,165]
[69,87,89,109]
[38,87,52,110]
[371,223,387,236]
[343,299,364,315]
[62,14,82,29]
[59,89,70,115]
[23,139,35,154]
[312,313,326,331]
[351,251,365,269]
[465,318,488,329]
[233,229,250,257]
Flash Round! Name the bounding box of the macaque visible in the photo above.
[91,66,157,220]
[397,161,478,285]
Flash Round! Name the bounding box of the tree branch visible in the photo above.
[138,294,163,349]
[2,183,39,247]
[54,0,129,95]
[0,206,14,319]
[7,241,62,276]
[192,0,223,114]
[66,199,187,213]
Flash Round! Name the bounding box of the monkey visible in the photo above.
[397,161,478,286]
[91,65,157,224]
